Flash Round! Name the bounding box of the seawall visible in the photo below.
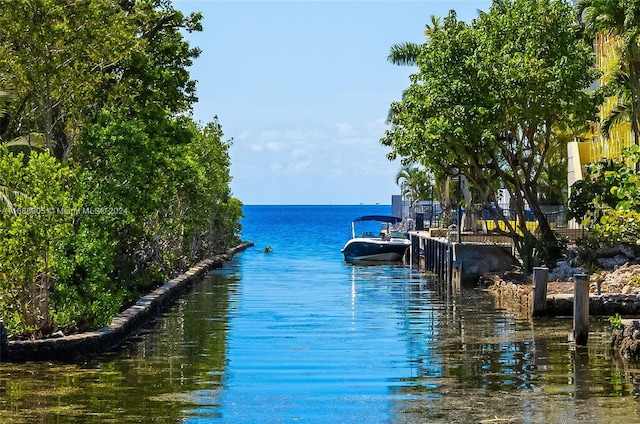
[488,277,640,360]
[0,242,254,362]
[612,319,640,361]
[487,277,640,317]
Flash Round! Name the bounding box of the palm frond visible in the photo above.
[424,15,442,37]
[387,42,421,66]
[601,102,631,139]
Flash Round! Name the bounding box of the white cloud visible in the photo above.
[260,129,279,140]
[270,162,283,172]
[290,149,308,159]
[338,136,373,146]
[292,160,312,172]
[249,141,286,152]
[336,122,358,137]
[235,131,250,141]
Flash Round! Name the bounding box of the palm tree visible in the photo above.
[577,0,640,147]
[395,163,433,203]
[386,15,441,67]
[600,69,632,139]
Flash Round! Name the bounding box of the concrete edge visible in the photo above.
[1,242,254,362]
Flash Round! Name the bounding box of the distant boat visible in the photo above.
[341,215,411,263]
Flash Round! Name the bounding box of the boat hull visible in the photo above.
[341,238,410,263]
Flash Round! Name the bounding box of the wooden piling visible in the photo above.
[452,261,462,293]
[573,273,590,346]
[532,267,549,317]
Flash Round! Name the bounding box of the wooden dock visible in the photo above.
[408,229,516,286]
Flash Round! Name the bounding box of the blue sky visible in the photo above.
[173,1,491,205]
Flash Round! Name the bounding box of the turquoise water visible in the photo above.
[0,205,639,423]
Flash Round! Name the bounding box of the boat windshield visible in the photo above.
[353,218,403,239]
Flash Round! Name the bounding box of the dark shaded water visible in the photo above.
[1,205,640,423]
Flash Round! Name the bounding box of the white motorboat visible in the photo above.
[341,215,411,263]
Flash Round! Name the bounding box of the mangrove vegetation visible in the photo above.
[0,0,242,338]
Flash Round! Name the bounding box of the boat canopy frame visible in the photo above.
[352,215,403,224]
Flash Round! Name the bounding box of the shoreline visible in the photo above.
[487,275,640,360]
[0,242,254,363]
[487,275,640,317]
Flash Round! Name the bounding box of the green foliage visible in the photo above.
[568,159,619,222]
[382,0,597,266]
[0,145,74,335]
[0,1,242,338]
[575,234,601,272]
[628,276,640,287]
[538,128,574,206]
[395,163,434,202]
[577,0,640,146]
[603,145,640,210]
[609,313,624,331]
[571,147,640,248]
[0,0,137,159]
[514,230,567,273]
[514,232,542,274]
[591,209,640,246]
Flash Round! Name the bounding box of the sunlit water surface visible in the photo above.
[1,205,639,423]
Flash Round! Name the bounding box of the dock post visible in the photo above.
[435,239,440,275]
[532,267,549,317]
[422,238,427,270]
[426,239,432,272]
[439,242,446,281]
[573,273,590,346]
[452,261,462,293]
[435,241,440,279]
[411,235,418,267]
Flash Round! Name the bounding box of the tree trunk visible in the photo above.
[628,51,640,157]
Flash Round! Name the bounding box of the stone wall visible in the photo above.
[611,319,640,361]
[453,242,517,284]
[487,277,640,317]
[0,243,253,362]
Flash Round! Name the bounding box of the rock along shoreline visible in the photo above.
[487,276,640,317]
[487,275,640,361]
[0,242,254,363]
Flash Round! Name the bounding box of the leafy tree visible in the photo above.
[577,0,640,147]
[71,1,209,295]
[568,159,619,222]
[0,0,136,160]
[0,0,242,337]
[0,145,75,336]
[382,0,598,269]
[570,146,640,247]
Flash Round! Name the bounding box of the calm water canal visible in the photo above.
[1,205,640,423]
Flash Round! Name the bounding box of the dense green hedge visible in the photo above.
[0,1,242,337]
